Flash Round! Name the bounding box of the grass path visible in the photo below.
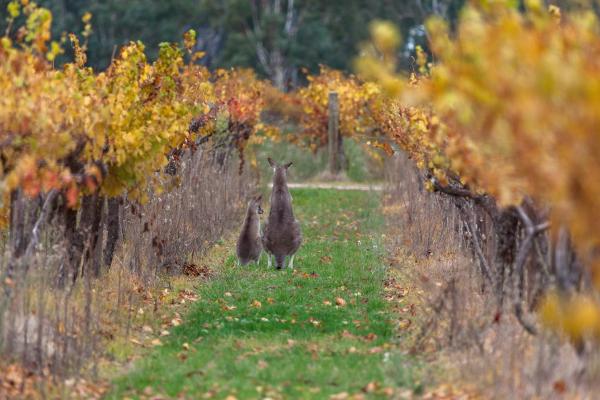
[108,189,419,399]
[271,182,384,191]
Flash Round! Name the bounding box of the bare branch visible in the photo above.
[431,178,498,218]
[24,189,59,260]
[511,205,550,335]
[461,205,494,286]
[284,0,295,35]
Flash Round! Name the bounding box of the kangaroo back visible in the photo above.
[236,196,263,265]
[263,158,302,268]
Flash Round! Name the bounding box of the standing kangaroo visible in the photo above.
[263,158,302,269]
[236,196,264,266]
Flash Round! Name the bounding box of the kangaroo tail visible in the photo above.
[275,254,286,269]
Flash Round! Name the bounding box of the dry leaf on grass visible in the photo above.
[363,333,377,342]
[330,392,349,400]
[362,381,379,393]
[321,255,333,264]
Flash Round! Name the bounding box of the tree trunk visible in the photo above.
[63,205,81,284]
[78,194,104,278]
[9,189,27,257]
[328,91,341,175]
[104,197,121,269]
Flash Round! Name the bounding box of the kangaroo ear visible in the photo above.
[267,157,276,168]
[256,195,262,202]
[284,162,293,169]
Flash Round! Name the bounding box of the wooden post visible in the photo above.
[328,91,340,175]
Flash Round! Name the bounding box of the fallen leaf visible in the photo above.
[363,333,377,342]
[182,343,190,351]
[251,300,262,308]
[342,330,356,339]
[267,297,275,304]
[323,300,332,306]
[5,365,23,386]
[151,339,163,346]
[320,255,332,264]
[160,330,170,336]
[362,382,379,393]
[330,392,349,400]
[335,297,347,307]
[554,380,567,394]
[398,319,411,329]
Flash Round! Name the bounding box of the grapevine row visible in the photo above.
[353,0,600,343]
[287,0,600,343]
[0,2,274,284]
[0,2,271,219]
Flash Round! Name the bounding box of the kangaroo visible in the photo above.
[236,195,264,266]
[262,157,302,269]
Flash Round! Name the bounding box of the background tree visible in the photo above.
[0,0,465,85]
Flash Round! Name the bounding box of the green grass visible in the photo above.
[108,189,419,399]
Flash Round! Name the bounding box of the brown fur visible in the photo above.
[262,158,302,269]
[236,196,263,266]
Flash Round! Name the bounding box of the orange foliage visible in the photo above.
[0,2,273,220]
[356,0,600,341]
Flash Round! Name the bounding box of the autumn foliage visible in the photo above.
[0,1,272,219]
[356,0,600,342]
[3,0,600,348]
[294,67,381,151]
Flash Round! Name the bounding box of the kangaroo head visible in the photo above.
[250,195,264,215]
[267,157,293,187]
